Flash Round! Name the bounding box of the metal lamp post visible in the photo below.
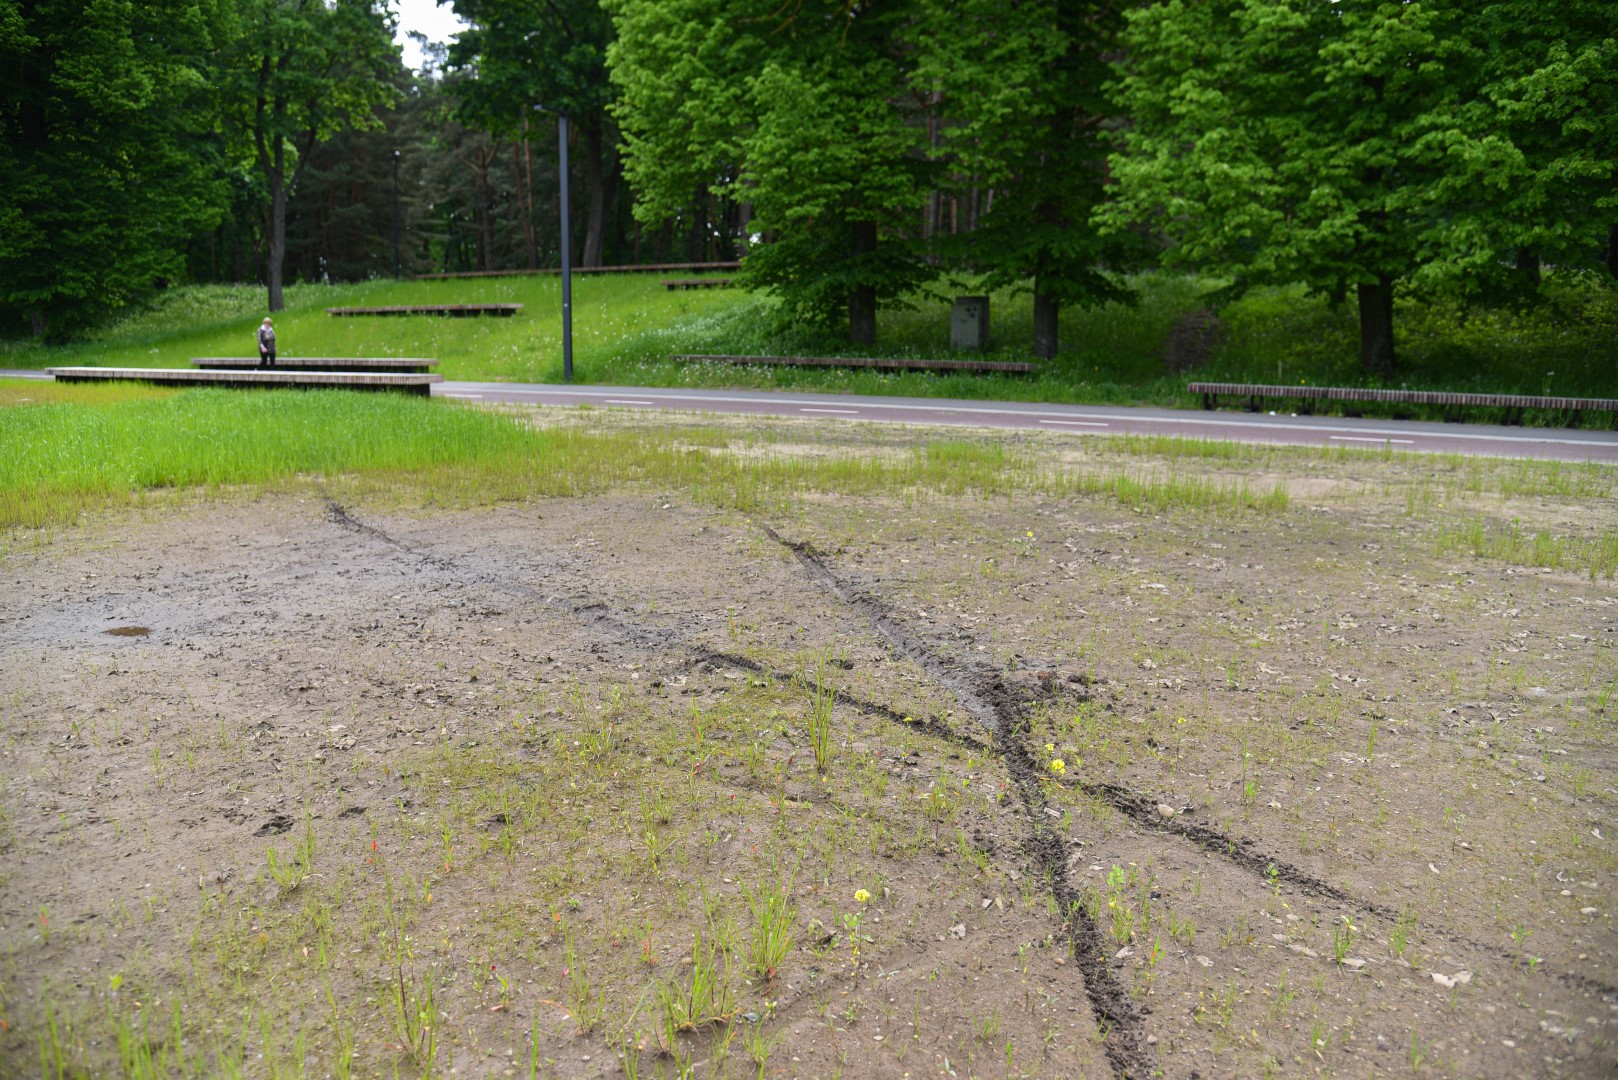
[534,104,572,383]
[392,149,401,280]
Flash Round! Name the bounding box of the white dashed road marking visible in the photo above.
[1330,435,1414,444]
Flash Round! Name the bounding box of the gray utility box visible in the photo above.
[951,295,990,350]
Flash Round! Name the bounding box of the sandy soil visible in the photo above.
[1,415,1615,1079]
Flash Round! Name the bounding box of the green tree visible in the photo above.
[0,0,227,338]
[1101,0,1512,375]
[447,0,620,267]
[608,0,935,344]
[913,0,1129,358]
[1468,3,1618,287]
[225,0,397,311]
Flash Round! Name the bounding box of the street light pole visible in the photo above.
[392,149,401,280]
[556,111,572,383]
[535,103,573,383]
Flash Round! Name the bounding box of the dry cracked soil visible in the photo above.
[1,410,1616,1079]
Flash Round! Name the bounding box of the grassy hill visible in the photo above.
[3,271,1615,415]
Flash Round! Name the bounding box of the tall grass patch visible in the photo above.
[0,389,533,528]
[1436,515,1618,580]
[0,379,176,408]
[1,392,1295,531]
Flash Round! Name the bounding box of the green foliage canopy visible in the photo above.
[221,0,398,311]
[1100,0,1618,374]
[0,0,227,338]
[912,0,1130,357]
[608,0,935,343]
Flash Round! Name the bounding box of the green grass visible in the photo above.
[1436,515,1618,580]
[4,271,1613,417]
[0,385,1290,531]
[0,387,536,528]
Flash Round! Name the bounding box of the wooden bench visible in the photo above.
[662,278,735,290]
[194,357,437,374]
[47,367,442,396]
[325,304,521,317]
[1187,381,1618,427]
[673,354,1038,375]
[418,261,742,280]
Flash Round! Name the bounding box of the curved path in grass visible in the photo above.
[5,368,1614,462]
[436,381,1618,464]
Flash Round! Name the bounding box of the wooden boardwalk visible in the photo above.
[1188,381,1618,425]
[662,278,735,290]
[47,367,442,396]
[418,261,741,280]
[325,304,521,317]
[193,357,437,373]
[673,354,1039,375]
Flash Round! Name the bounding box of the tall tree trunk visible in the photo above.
[601,140,622,263]
[1515,247,1541,289]
[1033,288,1059,360]
[582,119,607,267]
[686,189,705,262]
[849,221,878,345]
[29,310,48,338]
[521,133,537,270]
[1031,197,1062,358]
[1604,224,1618,280]
[475,152,496,272]
[1357,276,1395,376]
[266,150,287,312]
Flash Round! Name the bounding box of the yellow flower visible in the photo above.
[1049,759,1066,775]
[1026,531,1034,539]
[1045,742,1055,753]
[854,889,871,903]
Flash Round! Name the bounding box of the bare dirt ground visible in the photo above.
[1,411,1616,1079]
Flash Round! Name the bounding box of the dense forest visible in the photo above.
[2,0,1615,371]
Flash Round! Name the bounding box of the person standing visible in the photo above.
[258,318,277,367]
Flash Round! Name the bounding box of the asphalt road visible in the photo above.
[6,368,1614,462]
[434,381,1618,464]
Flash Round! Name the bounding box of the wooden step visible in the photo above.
[47,368,442,396]
[673,354,1038,374]
[418,261,742,280]
[661,278,735,290]
[193,358,437,373]
[325,304,521,317]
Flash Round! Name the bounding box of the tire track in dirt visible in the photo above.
[762,526,1153,1080]
[685,650,990,754]
[324,500,681,657]
[759,525,1618,1008]
[1079,785,1611,1002]
[325,504,1614,1005]
[1073,778,1400,919]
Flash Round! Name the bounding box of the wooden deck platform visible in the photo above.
[325,304,521,317]
[418,261,741,280]
[673,354,1039,375]
[47,368,442,396]
[193,357,437,373]
[662,278,735,290]
[1187,381,1618,425]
